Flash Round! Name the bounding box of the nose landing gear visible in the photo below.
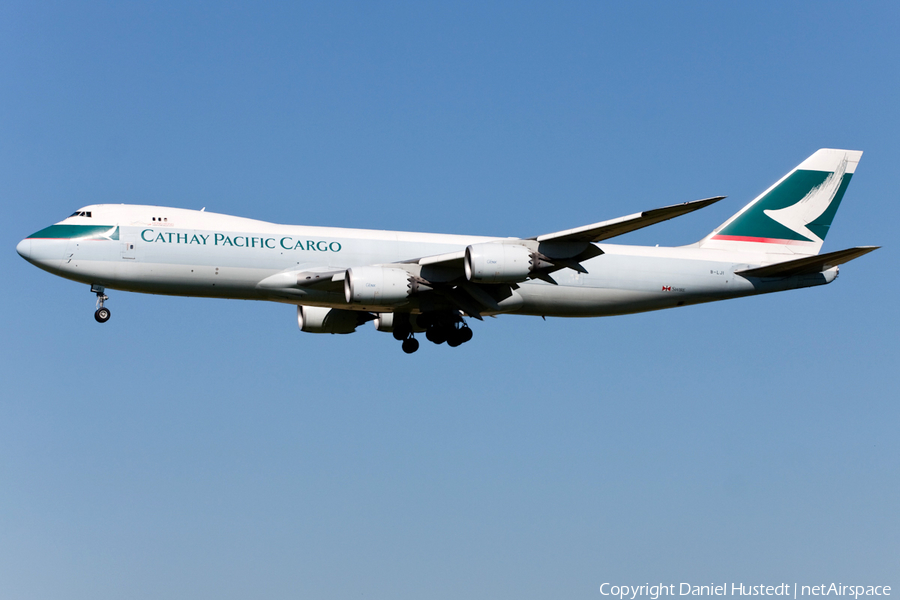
[92,285,111,323]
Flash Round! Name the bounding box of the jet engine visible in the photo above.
[372,312,425,334]
[297,305,362,334]
[464,243,551,283]
[373,312,395,332]
[344,266,414,305]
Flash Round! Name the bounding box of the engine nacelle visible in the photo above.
[297,305,361,334]
[372,312,425,333]
[373,312,394,332]
[344,266,413,305]
[465,243,543,283]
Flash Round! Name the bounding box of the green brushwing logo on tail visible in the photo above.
[713,161,852,244]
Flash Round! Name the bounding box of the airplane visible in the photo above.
[16,148,878,354]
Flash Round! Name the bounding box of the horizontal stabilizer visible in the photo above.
[736,246,879,278]
[534,196,725,243]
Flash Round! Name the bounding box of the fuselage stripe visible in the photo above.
[711,234,813,246]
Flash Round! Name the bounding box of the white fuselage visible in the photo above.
[17,204,835,318]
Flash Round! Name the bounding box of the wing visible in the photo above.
[258,197,725,317]
[531,196,725,243]
[412,196,725,272]
[257,267,346,294]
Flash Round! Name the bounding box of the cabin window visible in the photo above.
[69,211,92,218]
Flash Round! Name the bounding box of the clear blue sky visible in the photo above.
[1,2,898,598]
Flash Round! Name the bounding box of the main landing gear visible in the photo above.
[392,311,473,353]
[401,337,420,354]
[390,315,420,354]
[419,311,473,348]
[92,284,110,323]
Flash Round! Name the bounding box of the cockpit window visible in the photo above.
[69,211,92,218]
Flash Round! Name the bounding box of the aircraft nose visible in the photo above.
[16,236,67,273]
[16,238,32,260]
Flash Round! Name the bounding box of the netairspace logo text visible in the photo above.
[600,584,891,600]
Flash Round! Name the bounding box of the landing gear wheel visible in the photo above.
[91,284,110,323]
[392,314,412,340]
[447,325,472,347]
[447,329,464,347]
[426,327,447,345]
[401,337,419,354]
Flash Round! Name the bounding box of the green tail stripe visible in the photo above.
[717,170,852,242]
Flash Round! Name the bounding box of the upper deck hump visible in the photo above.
[64,204,500,246]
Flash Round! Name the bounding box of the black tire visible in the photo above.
[94,307,111,323]
[430,326,448,345]
[401,337,419,354]
[392,315,411,340]
[459,326,473,343]
[425,327,443,344]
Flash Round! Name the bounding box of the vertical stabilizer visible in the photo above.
[699,149,862,256]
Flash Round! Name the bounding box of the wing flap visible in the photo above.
[736,246,879,278]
